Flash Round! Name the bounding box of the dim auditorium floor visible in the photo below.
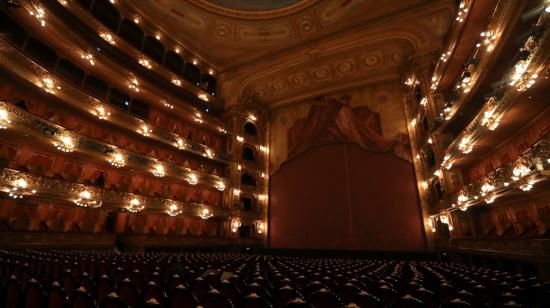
[0,250,548,308]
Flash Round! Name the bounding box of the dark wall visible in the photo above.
[269,143,426,251]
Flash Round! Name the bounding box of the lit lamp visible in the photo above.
[8,178,37,199]
[127,198,144,213]
[39,77,61,94]
[175,138,186,149]
[187,174,198,185]
[203,148,214,158]
[0,108,12,129]
[166,203,181,216]
[109,152,125,168]
[93,105,110,120]
[256,221,265,234]
[426,218,436,233]
[231,218,241,233]
[54,134,76,152]
[199,207,213,219]
[215,181,226,191]
[512,163,530,181]
[153,164,165,178]
[74,190,99,208]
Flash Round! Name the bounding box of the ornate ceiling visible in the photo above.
[129,0,455,108]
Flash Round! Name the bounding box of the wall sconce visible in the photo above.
[256,221,265,234]
[231,218,241,233]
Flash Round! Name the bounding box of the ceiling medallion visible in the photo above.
[289,73,307,86]
[362,54,380,67]
[337,60,354,74]
[270,80,287,92]
[312,68,329,80]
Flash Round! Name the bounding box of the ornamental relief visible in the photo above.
[236,44,409,104]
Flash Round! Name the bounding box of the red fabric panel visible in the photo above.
[270,143,425,251]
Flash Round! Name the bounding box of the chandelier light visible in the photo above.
[166,203,182,216]
[0,108,12,129]
[54,134,76,152]
[152,164,165,178]
[215,181,226,191]
[39,77,61,94]
[93,105,111,120]
[138,58,152,69]
[127,198,144,213]
[199,207,213,219]
[512,163,530,181]
[458,135,473,154]
[128,78,140,92]
[187,174,198,185]
[100,33,116,45]
[8,178,37,199]
[138,124,151,137]
[109,152,125,168]
[29,7,46,27]
[81,53,95,66]
[74,190,99,207]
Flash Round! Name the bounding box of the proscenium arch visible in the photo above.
[232,25,438,101]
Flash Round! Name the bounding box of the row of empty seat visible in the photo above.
[0,249,548,307]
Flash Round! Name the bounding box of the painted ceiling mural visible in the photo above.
[269,82,411,172]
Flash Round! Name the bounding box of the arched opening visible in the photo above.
[242,145,256,162]
[129,99,150,120]
[183,63,201,85]
[241,173,256,187]
[25,37,58,69]
[239,225,252,238]
[91,0,120,32]
[83,75,109,101]
[240,196,255,211]
[244,122,258,137]
[200,74,217,95]
[56,59,85,87]
[118,19,144,50]
[108,88,131,111]
[164,50,184,75]
[142,36,165,64]
[427,148,436,167]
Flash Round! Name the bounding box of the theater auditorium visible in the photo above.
[0,0,549,307]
